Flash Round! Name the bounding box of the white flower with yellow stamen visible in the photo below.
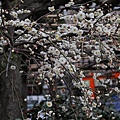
[59,57,67,64]
[46,101,52,107]
[48,6,55,12]
[48,46,55,54]
[92,50,101,57]
[77,29,83,36]
[77,11,85,20]
[96,26,102,33]
[10,65,16,70]
[10,11,18,18]
[82,106,88,111]
[71,26,78,33]
[54,49,60,56]
[92,102,97,108]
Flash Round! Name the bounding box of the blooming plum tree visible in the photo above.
[0,0,120,120]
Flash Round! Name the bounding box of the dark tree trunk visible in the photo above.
[0,0,24,119]
[0,56,23,120]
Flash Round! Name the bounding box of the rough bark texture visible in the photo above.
[0,0,23,119]
[0,57,22,120]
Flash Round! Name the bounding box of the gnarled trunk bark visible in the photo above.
[0,56,23,120]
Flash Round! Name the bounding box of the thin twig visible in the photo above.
[5,48,12,77]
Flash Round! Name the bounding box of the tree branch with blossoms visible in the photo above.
[0,0,120,120]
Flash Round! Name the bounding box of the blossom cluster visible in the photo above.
[35,4,120,120]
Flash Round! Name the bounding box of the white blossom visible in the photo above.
[87,12,94,19]
[10,65,16,70]
[77,11,85,20]
[46,101,52,107]
[48,46,55,54]
[10,11,18,18]
[96,58,101,63]
[48,6,55,12]
[0,47,3,53]
[82,106,88,111]
[14,29,24,34]
[92,50,101,57]
[59,57,67,64]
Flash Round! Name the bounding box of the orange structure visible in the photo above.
[82,72,120,97]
